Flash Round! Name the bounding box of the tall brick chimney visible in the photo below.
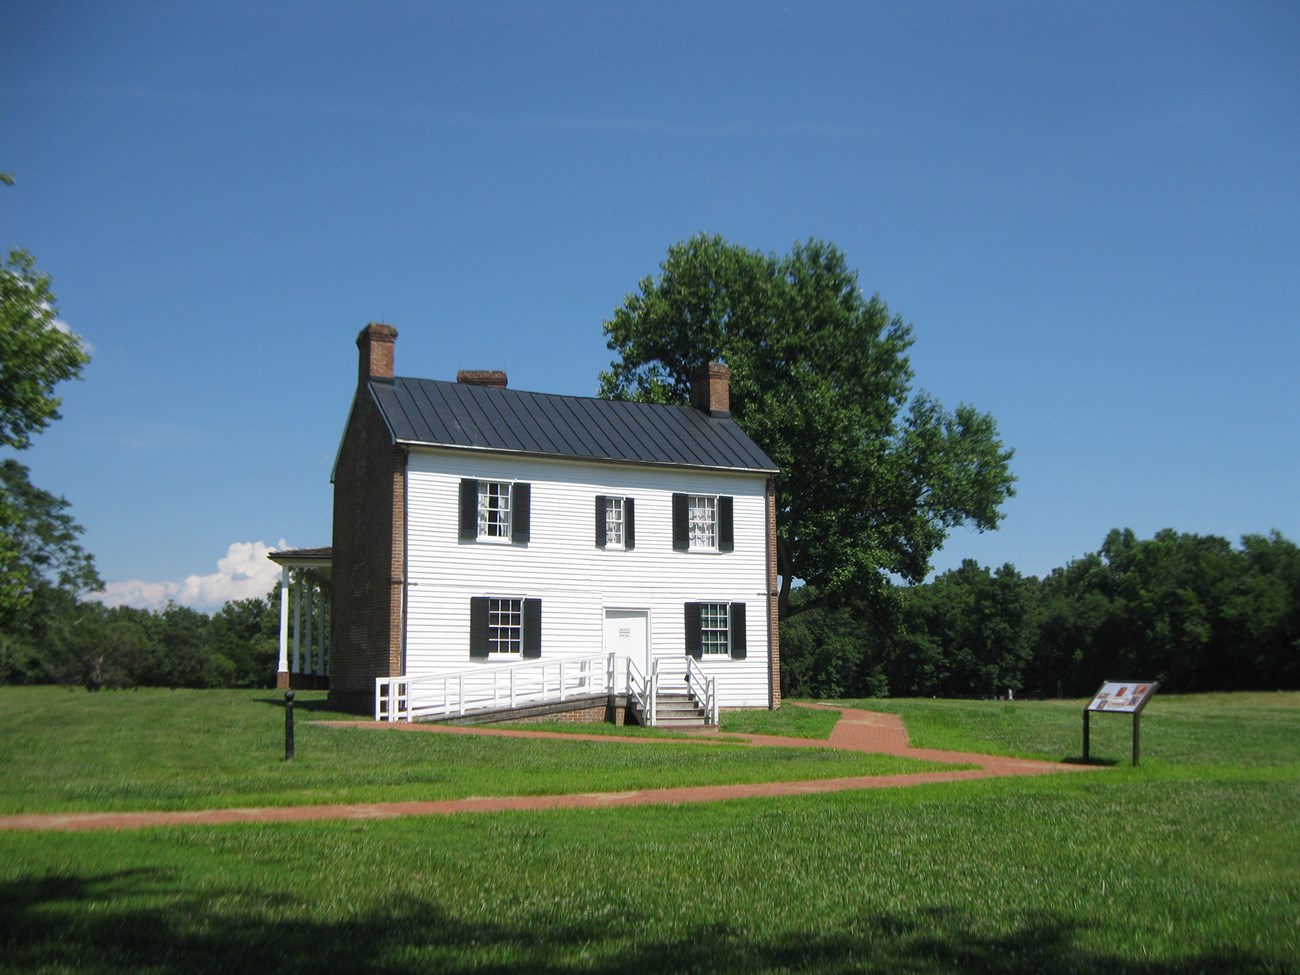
[457,370,508,389]
[357,323,398,386]
[690,361,731,417]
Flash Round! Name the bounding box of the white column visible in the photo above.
[304,580,314,677]
[277,566,290,675]
[292,574,303,674]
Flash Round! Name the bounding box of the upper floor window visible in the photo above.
[688,495,716,550]
[595,495,636,550]
[459,479,531,544]
[478,480,511,538]
[672,493,734,553]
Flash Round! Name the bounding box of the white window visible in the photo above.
[478,481,511,539]
[688,495,717,551]
[699,602,731,655]
[604,496,625,548]
[487,598,523,654]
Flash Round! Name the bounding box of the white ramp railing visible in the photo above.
[376,653,617,723]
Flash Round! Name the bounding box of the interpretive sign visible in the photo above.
[1083,680,1159,766]
[1087,682,1158,714]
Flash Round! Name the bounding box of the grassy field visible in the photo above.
[0,688,1295,973]
[0,687,933,814]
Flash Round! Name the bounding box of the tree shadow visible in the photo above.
[0,870,1280,975]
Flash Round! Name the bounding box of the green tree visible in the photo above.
[0,249,90,450]
[601,235,1016,620]
[0,460,101,625]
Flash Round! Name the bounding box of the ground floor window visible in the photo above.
[470,596,542,658]
[684,601,747,659]
[488,597,523,653]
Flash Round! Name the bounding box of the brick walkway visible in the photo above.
[0,704,1095,832]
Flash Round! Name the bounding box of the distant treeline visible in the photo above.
[784,528,1300,699]
[0,586,281,691]
[3,527,1297,698]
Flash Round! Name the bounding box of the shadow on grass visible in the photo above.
[251,696,356,716]
[0,870,1280,975]
[1062,756,1121,767]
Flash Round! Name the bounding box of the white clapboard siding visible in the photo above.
[404,448,772,707]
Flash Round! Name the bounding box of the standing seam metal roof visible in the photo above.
[370,377,777,473]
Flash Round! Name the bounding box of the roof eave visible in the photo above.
[394,439,778,476]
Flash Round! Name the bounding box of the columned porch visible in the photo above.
[268,547,332,690]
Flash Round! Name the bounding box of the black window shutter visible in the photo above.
[672,493,689,551]
[718,495,734,553]
[511,483,531,543]
[459,479,479,540]
[730,602,747,659]
[469,597,490,658]
[522,598,542,658]
[624,498,635,550]
[595,496,607,548]
[684,602,703,659]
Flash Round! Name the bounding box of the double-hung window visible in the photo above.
[478,481,511,539]
[459,479,531,543]
[595,496,636,550]
[684,601,747,659]
[470,596,542,658]
[672,494,734,553]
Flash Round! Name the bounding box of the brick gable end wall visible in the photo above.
[330,388,406,713]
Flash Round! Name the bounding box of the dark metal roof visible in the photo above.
[370,378,778,474]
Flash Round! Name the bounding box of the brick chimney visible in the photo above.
[689,361,731,417]
[357,323,397,386]
[457,370,508,389]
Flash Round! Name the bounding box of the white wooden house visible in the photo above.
[275,324,780,725]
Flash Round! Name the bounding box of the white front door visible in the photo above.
[603,609,650,674]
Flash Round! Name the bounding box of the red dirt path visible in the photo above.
[0,704,1095,832]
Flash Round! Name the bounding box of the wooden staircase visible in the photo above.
[636,691,710,729]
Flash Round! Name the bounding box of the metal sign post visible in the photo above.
[1083,681,1159,766]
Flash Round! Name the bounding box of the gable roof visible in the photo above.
[369,377,777,474]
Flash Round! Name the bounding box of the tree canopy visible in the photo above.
[0,214,98,628]
[601,234,1016,620]
[0,249,90,451]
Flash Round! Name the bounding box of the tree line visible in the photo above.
[0,584,283,691]
[784,527,1300,699]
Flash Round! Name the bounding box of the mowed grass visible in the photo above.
[0,687,933,814]
[0,689,1295,972]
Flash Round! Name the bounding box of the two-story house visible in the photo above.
[276,324,780,724]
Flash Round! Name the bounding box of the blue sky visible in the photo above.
[3,1,1297,611]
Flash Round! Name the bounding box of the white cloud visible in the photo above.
[94,540,288,613]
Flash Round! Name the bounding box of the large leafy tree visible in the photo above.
[0,248,90,450]
[1,177,98,630]
[601,234,1016,620]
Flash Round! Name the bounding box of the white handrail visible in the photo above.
[375,652,616,723]
[626,657,658,727]
[684,656,718,726]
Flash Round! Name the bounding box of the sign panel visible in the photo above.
[1087,681,1158,713]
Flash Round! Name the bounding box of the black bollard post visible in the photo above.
[284,689,295,763]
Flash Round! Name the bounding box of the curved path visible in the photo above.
[0,704,1095,832]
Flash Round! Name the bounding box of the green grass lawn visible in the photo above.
[0,687,930,814]
[0,688,1295,973]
